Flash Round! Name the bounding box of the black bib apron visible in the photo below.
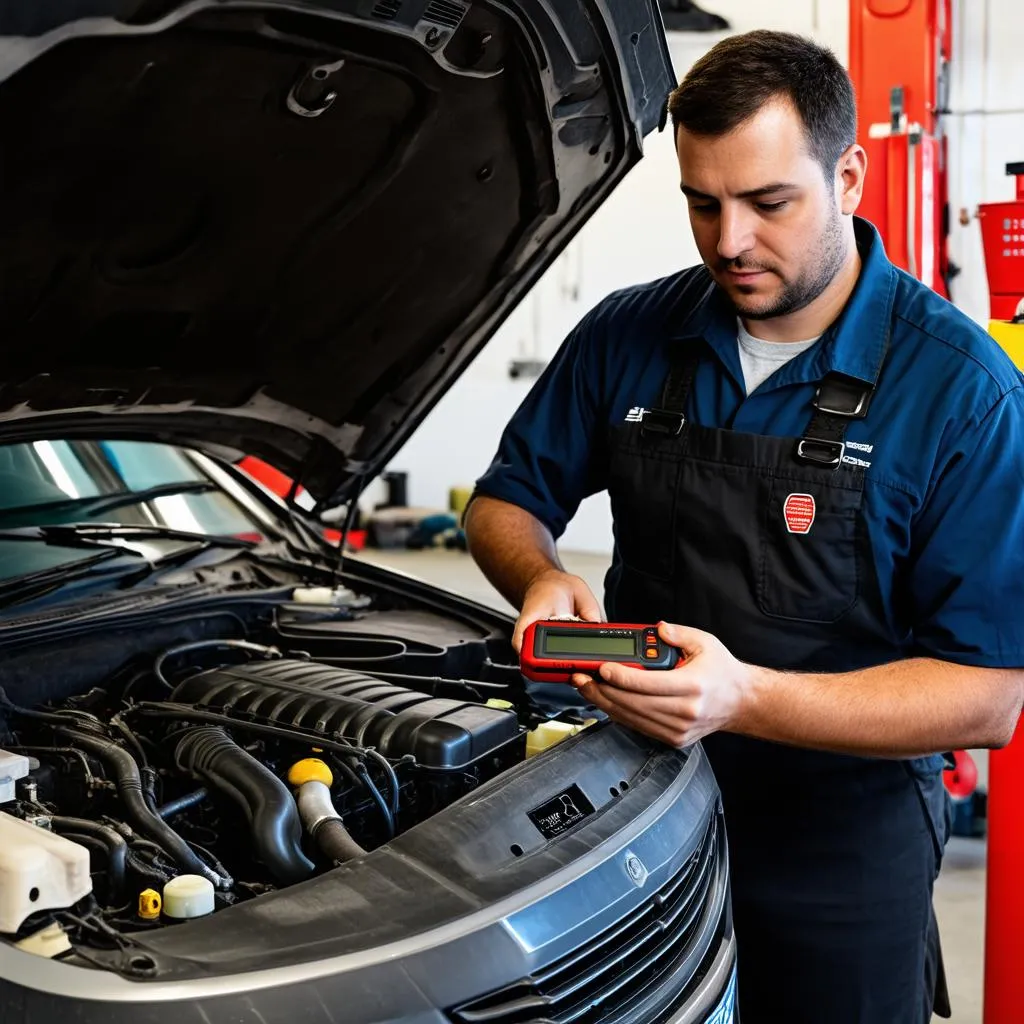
[605,340,952,1023]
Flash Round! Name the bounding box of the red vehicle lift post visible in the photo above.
[849,4,1022,1023]
[978,161,1024,1024]
[849,0,952,296]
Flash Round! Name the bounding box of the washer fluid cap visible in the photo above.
[163,874,215,919]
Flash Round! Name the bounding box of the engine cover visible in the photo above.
[170,660,522,771]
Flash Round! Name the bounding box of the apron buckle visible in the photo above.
[795,437,845,466]
[813,377,873,418]
[640,409,685,437]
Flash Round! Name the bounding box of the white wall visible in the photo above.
[386,0,1021,554]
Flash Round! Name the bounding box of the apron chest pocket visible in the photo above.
[757,476,863,623]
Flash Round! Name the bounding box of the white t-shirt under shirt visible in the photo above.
[736,319,820,395]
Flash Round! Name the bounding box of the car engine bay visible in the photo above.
[0,577,592,965]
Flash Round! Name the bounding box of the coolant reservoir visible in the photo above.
[0,812,91,932]
[526,719,595,758]
[163,875,215,919]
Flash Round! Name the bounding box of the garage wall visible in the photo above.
[945,0,1024,329]
[385,0,1022,555]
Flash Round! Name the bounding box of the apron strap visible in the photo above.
[794,373,875,467]
[639,349,699,437]
[640,332,891,462]
[796,312,893,467]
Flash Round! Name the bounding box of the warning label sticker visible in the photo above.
[783,493,816,535]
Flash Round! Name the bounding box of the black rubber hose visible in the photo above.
[157,787,208,819]
[49,817,128,903]
[126,850,173,887]
[154,640,280,690]
[59,728,231,889]
[314,818,366,864]
[174,727,315,884]
[363,749,401,820]
[355,763,395,837]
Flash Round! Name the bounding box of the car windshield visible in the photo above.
[0,440,262,582]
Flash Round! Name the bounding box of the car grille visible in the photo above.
[423,0,467,28]
[448,811,720,1024]
[370,0,401,20]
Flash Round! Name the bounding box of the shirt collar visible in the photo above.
[675,217,898,388]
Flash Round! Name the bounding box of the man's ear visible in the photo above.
[836,144,868,216]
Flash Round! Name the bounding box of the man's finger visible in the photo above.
[598,660,700,695]
[579,692,691,748]
[512,595,572,653]
[579,680,697,730]
[512,610,544,653]
[511,619,527,654]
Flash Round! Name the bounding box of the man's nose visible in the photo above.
[717,206,755,262]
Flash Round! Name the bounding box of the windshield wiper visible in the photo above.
[0,482,217,528]
[0,524,257,550]
[74,481,217,519]
[0,550,142,609]
[0,526,260,612]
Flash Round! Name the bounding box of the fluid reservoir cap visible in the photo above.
[163,875,215,919]
[138,888,161,921]
[288,758,333,788]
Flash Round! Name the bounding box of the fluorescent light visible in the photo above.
[32,441,79,498]
[153,495,203,534]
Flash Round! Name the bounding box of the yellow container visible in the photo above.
[449,486,473,517]
[989,320,1024,370]
[526,719,596,758]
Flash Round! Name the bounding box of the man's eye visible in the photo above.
[690,204,717,214]
[757,201,788,212]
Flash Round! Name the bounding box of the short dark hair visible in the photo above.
[667,30,857,177]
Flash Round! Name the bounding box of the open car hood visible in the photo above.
[0,0,673,506]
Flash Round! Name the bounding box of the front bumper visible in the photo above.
[0,731,732,1023]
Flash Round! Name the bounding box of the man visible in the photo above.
[464,29,1024,1024]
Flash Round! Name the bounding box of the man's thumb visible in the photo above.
[575,587,604,623]
[656,621,705,653]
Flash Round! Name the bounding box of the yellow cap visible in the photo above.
[485,698,514,710]
[138,889,162,920]
[288,758,334,787]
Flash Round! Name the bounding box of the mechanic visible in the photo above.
[464,29,1024,1024]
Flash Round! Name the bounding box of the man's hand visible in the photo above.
[573,622,754,748]
[512,569,603,653]
[575,622,1024,756]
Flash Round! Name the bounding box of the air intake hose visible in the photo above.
[61,728,231,890]
[174,727,315,884]
[295,779,367,864]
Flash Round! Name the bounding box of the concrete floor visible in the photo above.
[356,547,988,1024]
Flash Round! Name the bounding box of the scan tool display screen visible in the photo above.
[543,634,636,656]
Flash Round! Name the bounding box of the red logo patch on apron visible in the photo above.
[783,493,816,535]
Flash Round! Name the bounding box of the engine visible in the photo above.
[0,642,526,947]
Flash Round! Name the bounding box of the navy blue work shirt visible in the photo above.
[474,218,1024,669]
